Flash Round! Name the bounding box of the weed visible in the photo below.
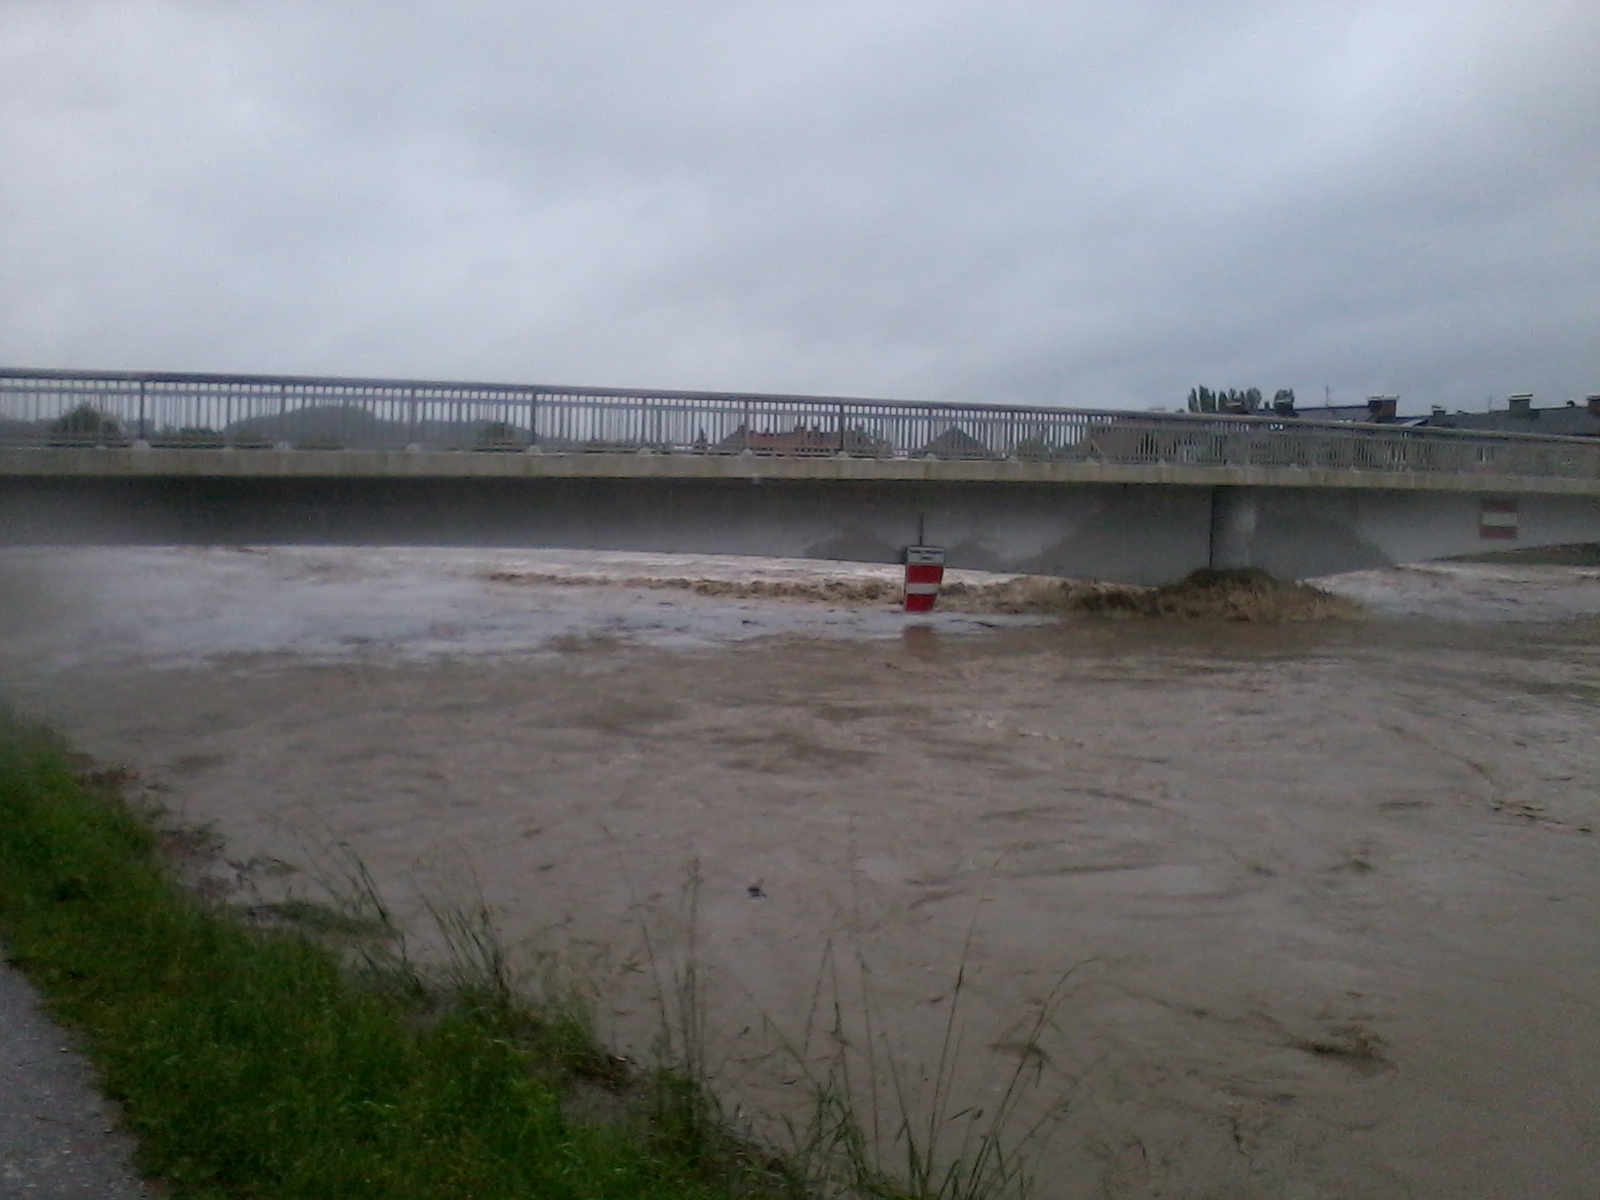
[771,930,1078,1200]
[620,857,1076,1200]
[0,714,777,1198]
[0,714,1077,1199]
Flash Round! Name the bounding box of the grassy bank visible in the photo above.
[0,716,796,1199]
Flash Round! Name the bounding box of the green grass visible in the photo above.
[0,714,1067,1199]
[0,716,795,1199]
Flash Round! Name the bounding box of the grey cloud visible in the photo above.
[1,0,1595,412]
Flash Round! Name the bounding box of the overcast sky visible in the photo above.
[2,1,1595,412]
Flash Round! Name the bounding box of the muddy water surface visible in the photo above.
[4,548,1599,1199]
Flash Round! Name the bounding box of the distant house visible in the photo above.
[1291,403,1381,422]
[229,404,403,449]
[714,423,890,456]
[915,426,996,459]
[1419,394,1600,437]
[1290,396,1426,425]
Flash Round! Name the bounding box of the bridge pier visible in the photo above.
[1208,487,1258,570]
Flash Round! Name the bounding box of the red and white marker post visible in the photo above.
[1479,498,1518,541]
[903,545,946,613]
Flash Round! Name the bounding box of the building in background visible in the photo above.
[1289,395,1424,425]
[1420,394,1600,437]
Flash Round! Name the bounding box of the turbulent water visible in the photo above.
[3,546,1598,1199]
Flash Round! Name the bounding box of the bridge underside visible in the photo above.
[6,474,1600,585]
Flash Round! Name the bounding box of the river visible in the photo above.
[3,546,1598,1199]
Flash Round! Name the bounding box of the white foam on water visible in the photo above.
[1318,561,1600,622]
[6,546,1600,676]
[0,546,1039,673]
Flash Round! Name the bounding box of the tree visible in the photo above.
[1187,386,1289,415]
[475,421,523,450]
[49,404,123,444]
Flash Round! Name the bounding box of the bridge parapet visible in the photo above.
[4,367,1599,485]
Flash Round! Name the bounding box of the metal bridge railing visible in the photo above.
[3,367,1598,482]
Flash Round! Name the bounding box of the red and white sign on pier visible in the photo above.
[903,545,946,612]
[1480,498,1519,540]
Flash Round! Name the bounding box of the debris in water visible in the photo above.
[482,566,1360,621]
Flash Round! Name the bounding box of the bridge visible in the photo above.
[4,367,1600,584]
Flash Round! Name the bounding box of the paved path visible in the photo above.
[0,947,151,1198]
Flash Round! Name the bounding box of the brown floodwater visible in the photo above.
[3,548,1598,1198]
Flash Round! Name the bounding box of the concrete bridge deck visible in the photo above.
[5,368,1600,583]
[6,445,1600,496]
